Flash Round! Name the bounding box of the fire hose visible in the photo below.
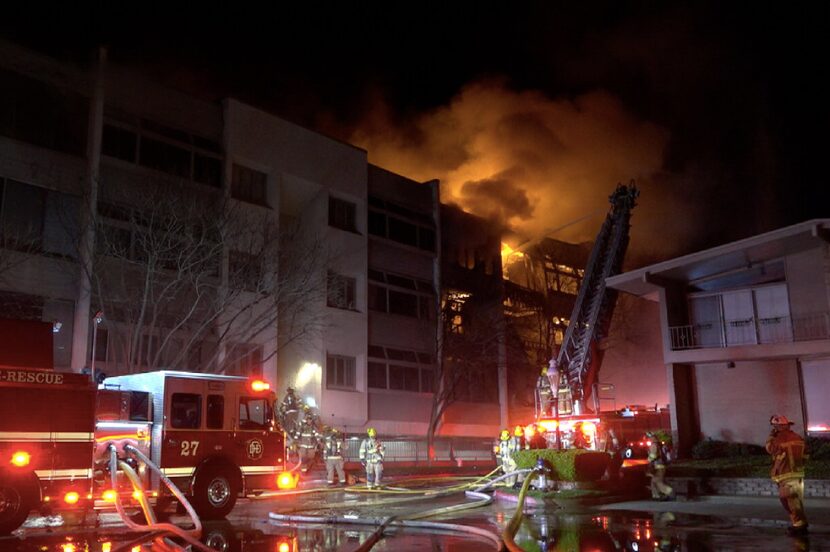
[106,444,212,552]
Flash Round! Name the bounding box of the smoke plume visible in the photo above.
[349,80,701,263]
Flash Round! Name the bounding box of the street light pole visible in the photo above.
[91,310,104,384]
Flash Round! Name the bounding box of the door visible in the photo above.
[689,295,724,348]
[754,284,792,343]
[722,290,756,346]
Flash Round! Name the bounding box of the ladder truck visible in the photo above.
[534,182,639,449]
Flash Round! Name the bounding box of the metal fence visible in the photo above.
[669,312,830,350]
[342,435,496,464]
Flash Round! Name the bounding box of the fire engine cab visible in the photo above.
[1,366,286,535]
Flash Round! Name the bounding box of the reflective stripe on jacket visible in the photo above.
[766,428,806,482]
[359,437,385,464]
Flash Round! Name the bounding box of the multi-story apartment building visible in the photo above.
[0,40,505,439]
[608,220,830,452]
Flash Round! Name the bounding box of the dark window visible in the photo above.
[139,137,191,178]
[368,210,386,236]
[389,290,418,317]
[194,154,222,188]
[102,125,137,162]
[420,368,435,393]
[419,296,434,320]
[417,352,435,365]
[368,269,385,282]
[327,272,356,310]
[2,179,45,248]
[142,119,190,143]
[387,274,417,289]
[232,164,268,206]
[207,395,224,429]
[389,365,419,392]
[368,284,387,312]
[386,348,417,362]
[418,227,436,252]
[368,345,386,358]
[239,396,270,430]
[129,392,151,421]
[368,361,387,389]
[171,393,202,429]
[387,217,417,247]
[0,69,87,156]
[329,197,357,232]
[326,354,356,390]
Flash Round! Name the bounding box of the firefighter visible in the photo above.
[298,406,321,472]
[646,431,674,501]
[526,423,547,450]
[536,366,554,416]
[766,414,808,536]
[497,429,518,485]
[278,387,301,434]
[604,428,623,481]
[323,427,346,485]
[512,425,526,452]
[572,422,588,449]
[359,427,385,489]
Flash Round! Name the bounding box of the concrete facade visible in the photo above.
[608,220,830,453]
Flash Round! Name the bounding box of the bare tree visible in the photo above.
[84,184,327,376]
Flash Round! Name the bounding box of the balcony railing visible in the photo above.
[669,312,830,350]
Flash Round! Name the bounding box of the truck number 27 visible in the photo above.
[180,441,200,456]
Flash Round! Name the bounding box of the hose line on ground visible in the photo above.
[501,467,541,552]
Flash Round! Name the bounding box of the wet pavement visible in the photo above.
[3,475,830,551]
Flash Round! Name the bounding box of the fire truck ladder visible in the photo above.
[555,182,638,415]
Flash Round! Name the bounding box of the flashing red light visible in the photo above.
[582,421,597,434]
[278,542,291,552]
[102,489,117,502]
[524,424,536,436]
[277,472,298,489]
[251,379,271,392]
[538,420,559,432]
[646,440,652,447]
[64,491,80,505]
[11,451,30,467]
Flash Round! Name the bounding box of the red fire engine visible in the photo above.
[1,366,287,535]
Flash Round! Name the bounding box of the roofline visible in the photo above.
[608,218,830,295]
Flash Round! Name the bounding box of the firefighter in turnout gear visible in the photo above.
[766,414,809,536]
[647,431,674,501]
[536,366,554,417]
[298,405,321,472]
[497,429,518,485]
[359,427,385,489]
[323,427,346,486]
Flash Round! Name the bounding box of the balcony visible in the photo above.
[669,312,830,350]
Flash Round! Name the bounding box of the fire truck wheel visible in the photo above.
[191,465,239,520]
[0,472,38,535]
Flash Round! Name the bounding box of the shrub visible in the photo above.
[691,438,765,459]
[513,449,610,482]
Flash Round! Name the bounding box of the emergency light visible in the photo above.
[63,491,80,505]
[10,450,30,467]
[277,471,298,489]
[250,379,271,392]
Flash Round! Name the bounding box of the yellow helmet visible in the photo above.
[541,366,548,375]
[367,427,377,437]
[500,429,510,440]
[514,425,524,436]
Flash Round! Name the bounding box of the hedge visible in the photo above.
[513,449,610,482]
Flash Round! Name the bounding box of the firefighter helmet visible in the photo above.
[770,414,794,426]
[367,427,377,437]
[500,429,510,440]
[287,386,295,393]
[514,425,524,436]
[302,404,310,412]
[541,366,548,376]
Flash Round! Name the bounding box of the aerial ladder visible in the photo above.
[554,182,639,416]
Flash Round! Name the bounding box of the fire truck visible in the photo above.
[530,183,639,451]
[1,366,287,535]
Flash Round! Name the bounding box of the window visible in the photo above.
[367,202,435,251]
[129,392,151,422]
[326,354,356,390]
[226,343,263,376]
[171,393,202,429]
[239,396,270,430]
[368,210,386,236]
[232,164,268,206]
[327,271,356,310]
[367,269,434,320]
[388,218,417,247]
[100,116,223,188]
[0,69,87,156]
[329,196,357,232]
[207,395,224,429]
[229,250,262,292]
[367,345,436,393]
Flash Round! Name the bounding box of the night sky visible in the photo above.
[3,2,829,266]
